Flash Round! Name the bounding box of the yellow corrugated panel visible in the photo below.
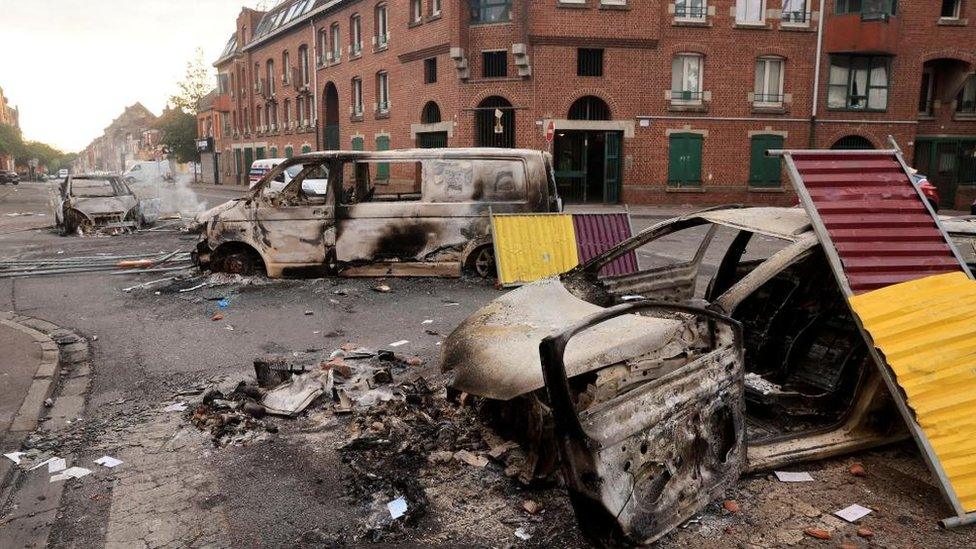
[491,213,579,286]
[850,272,976,512]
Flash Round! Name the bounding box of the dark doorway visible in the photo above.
[475,96,515,148]
[417,132,448,148]
[554,130,622,203]
[915,137,976,209]
[831,135,875,150]
[323,82,340,150]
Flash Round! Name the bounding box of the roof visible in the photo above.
[213,34,239,66]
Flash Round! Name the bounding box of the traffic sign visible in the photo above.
[545,120,555,143]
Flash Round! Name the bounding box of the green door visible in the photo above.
[235,149,244,185]
[376,135,390,182]
[285,146,294,158]
[668,133,702,188]
[749,134,784,188]
[243,148,254,174]
[351,137,364,151]
[256,147,266,160]
[604,131,622,203]
[301,145,312,154]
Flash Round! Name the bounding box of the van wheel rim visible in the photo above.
[474,247,495,278]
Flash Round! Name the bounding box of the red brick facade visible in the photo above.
[209,1,976,209]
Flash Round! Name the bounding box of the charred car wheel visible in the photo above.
[468,245,497,279]
[220,252,259,275]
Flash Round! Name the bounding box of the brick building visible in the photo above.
[76,103,159,173]
[0,85,20,172]
[209,0,976,208]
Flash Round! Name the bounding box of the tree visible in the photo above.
[0,123,25,159]
[169,48,213,114]
[155,107,199,163]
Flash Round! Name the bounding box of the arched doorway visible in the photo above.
[554,95,622,203]
[831,135,874,150]
[417,101,447,149]
[323,82,340,150]
[475,96,515,148]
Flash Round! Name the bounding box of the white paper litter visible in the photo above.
[389,340,409,347]
[50,473,70,483]
[163,402,188,413]
[3,451,25,464]
[515,527,532,540]
[774,471,815,482]
[47,457,67,473]
[835,504,873,523]
[50,467,91,482]
[387,497,408,519]
[28,457,59,471]
[262,371,332,417]
[94,456,123,468]
[421,319,433,325]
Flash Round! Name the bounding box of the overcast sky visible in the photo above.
[0,0,270,153]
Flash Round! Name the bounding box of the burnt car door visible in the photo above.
[540,301,745,546]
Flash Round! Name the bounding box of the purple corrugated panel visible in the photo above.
[787,151,963,294]
[572,213,638,277]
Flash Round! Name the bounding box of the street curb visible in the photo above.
[0,312,62,433]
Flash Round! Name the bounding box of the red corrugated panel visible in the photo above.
[572,213,638,277]
[789,151,962,294]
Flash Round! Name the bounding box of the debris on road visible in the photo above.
[94,456,123,468]
[514,527,532,541]
[774,471,815,483]
[0,250,192,279]
[835,504,873,523]
[387,497,408,520]
[49,466,92,482]
[162,402,188,413]
[848,462,867,477]
[455,450,488,468]
[3,451,25,464]
[804,528,832,540]
[389,340,408,348]
[373,284,392,293]
[261,371,333,417]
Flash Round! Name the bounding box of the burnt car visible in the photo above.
[441,206,906,545]
[193,149,560,278]
[0,170,19,185]
[55,174,159,235]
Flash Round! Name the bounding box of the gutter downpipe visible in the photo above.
[809,0,826,148]
[311,18,321,152]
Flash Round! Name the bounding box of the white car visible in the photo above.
[248,158,327,196]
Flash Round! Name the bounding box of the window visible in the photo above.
[736,0,765,24]
[754,57,784,105]
[959,76,976,114]
[351,136,364,151]
[376,72,390,113]
[671,53,703,102]
[568,96,611,120]
[941,0,961,19]
[411,0,423,23]
[318,28,328,65]
[422,101,442,123]
[749,134,784,187]
[351,14,362,55]
[835,0,897,18]
[577,48,604,77]
[831,135,875,150]
[331,23,341,62]
[475,96,515,148]
[284,99,292,127]
[299,45,310,86]
[827,55,890,111]
[675,0,706,20]
[296,97,304,124]
[470,0,512,24]
[918,68,934,115]
[352,77,364,116]
[432,0,442,16]
[266,60,275,95]
[781,0,809,23]
[375,4,389,48]
[375,135,391,182]
[425,58,438,84]
[482,51,507,78]
[668,133,703,187]
[282,51,290,83]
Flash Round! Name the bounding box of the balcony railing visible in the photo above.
[670,90,704,102]
[754,93,785,105]
[674,5,706,19]
[781,10,812,24]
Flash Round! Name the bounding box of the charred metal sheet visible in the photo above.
[540,301,744,545]
[698,207,812,241]
[572,213,637,277]
[779,150,965,294]
[850,272,976,514]
[491,213,579,287]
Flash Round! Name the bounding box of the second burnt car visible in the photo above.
[55,174,159,235]
[441,206,909,545]
[193,148,560,278]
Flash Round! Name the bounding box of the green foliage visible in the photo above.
[155,108,199,163]
[0,123,25,158]
[170,48,213,114]
[0,123,76,172]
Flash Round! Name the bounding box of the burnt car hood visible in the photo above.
[69,196,136,216]
[441,278,685,400]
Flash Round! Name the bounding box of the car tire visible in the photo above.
[468,245,497,279]
[220,251,259,275]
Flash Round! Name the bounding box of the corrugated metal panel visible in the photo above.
[850,272,976,512]
[491,213,579,287]
[787,151,962,294]
[572,213,638,277]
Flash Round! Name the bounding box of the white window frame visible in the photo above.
[351,15,362,55]
[375,4,389,47]
[736,0,766,25]
[432,0,442,16]
[941,0,962,20]
[377,71,390,112]
[781,0,809,26]
[331,23,341,62]
[675,0,707,21]
[353,78,364,116]
[754,56,785,106]
[412,0,423,23]
[671,53,704,104]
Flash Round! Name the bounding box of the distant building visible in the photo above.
[0,85,20,171]
[196,89,229,183]
[76,103,158,173]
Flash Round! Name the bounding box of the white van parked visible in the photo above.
[248,158,327,196]
[123,160,173,185]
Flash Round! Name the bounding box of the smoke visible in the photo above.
[129,172,207,219]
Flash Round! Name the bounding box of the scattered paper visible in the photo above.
[835,504,873,523]
[94,456,123,468]
[62,466,92,479]
[50,473,70,483]
[389,340,409,348]
[455,450,489,468]
[387,497,408,520]
[774,471,814,482]
[47,457,67,473]
[3,451,25,464]
[163,402,188,413]
[421,319,433,325]
[515,527,532,541]
[28,457,59,471]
